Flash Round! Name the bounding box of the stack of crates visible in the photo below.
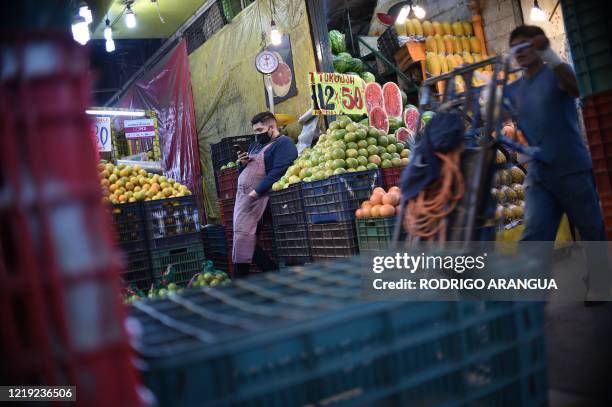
[110,203,152,289]
[562,0,612,237]
[129,260,548,406]
[356,216,398,253]
[269,183,312,265]
[302,170,381,261]
[201,224,229,272]
[144,195,205,285]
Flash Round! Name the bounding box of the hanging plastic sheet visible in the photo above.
[189,0,317,221]
[116,40,204,219]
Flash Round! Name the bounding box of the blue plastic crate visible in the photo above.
[269,183,306,227]
[130,259,547,407]
[110,202,148,253]
[302,170,381,224]
[143,196,202,250]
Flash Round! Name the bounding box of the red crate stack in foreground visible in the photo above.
[0,34,140,406]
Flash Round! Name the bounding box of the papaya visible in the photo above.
[395,21,407,36]
[412,18,423,36]
[442,21,452,35]
[426,52,441,76]
[405,19,416,36]
[462,52,474,64]
[461,37,470,54]
[453,37,463,53]
[422,20,433,36]
[462,21,474,36]
[425,37,437,53]
[469,36,481,53]
[472,53,482,63]
[434,35,445,55]
[432,21,444,36]
[454,54,464,66]
[443,35,454,54]
[446,54,457,70]
[437,54,449,73]
[451,22,464,36]
[455,76,466,93]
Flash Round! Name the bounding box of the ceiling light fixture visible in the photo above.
[530,0,546,22]
[104,18,113,41]
[79,2,93,24]
[396,6,410,25]
[412,4,426,19]
[106,39,116,52]
[71,15,90,45]
[270,20,282,45]
[86,109,146,117]
[125,5,137,29]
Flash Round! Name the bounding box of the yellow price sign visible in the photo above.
[309,72,367,116]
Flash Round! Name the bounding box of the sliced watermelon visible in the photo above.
[403,105,419,134]
[395,127,410,143]
[369,106,389,134]
[364,82,384,116]
[382,82,403,120]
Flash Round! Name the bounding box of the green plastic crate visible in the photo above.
[149,243,206,286]
[562,0,612,95]
[356,216,396,253]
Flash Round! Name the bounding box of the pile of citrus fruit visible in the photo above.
[98,162,192,204]
[356,186,402,218]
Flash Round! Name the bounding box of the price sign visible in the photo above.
[124,118,156,139]
[92,116,111,152]
[309,72,367,116]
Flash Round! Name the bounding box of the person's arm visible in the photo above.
[253,138,298,195]
[531,34,580,98]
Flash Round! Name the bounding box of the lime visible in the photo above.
[367,145,379,156]
[366,163,379,170]
[325,160,334,170]
[378,135,389,147]
[299,168,312,179]
[344,132,357,143]
[318,155,327,165]
[332,149,346,160]
[332,159,347,169]
[386,144,397,154]
[367,137,378,146]
[288,175,301,184]
[346,157,359,169]
[381,159,393,169]
[357,140,368,149]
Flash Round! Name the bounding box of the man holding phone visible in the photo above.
[232,111,298,277]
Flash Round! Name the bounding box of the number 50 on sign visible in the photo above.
[309,72,366,116]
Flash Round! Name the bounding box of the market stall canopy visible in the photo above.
[89,0,209,39]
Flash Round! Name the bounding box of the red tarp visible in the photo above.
[116,40,205,219]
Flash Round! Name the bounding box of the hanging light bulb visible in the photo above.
[396,6,410,25]
[106,39,115,52]
[270,20,282,45]
[125,5,137,29]
[412,5,426,19]
[530,0,546,22]
[79,2,93,24]
[71,15,90,45]
[104,18,112,41]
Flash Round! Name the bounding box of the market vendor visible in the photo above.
[232,111,298,277]
[507,26,608,301]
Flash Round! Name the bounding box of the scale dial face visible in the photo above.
[255,50,279,74]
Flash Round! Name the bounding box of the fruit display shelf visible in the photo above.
[129,259,547,406]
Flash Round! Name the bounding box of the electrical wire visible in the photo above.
[155,0,165,23]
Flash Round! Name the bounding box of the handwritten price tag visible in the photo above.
[92,116,112,152]
[309,72,366,116]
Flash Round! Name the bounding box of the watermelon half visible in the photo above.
[369,106,389,134]
[403,105,419,135]
[364,82,384,116]
[382,82,403,120]
[395,127,410,143]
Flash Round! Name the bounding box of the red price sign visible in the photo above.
[309,72,366,116]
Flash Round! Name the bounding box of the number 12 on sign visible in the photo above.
[309,72,366,116]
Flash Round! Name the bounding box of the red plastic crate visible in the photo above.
[583,89,612,199]
[0,34,140,406]
[218,197,235,229]
[381,166,404,189]
[217,168,239,200]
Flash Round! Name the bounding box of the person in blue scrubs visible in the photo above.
[506,25,606,242]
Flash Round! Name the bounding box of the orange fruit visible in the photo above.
[361,201,373,211]
[355,209,363,218]
[380,204,396,217]
[373,187,386,195]
[371,204,382,217]
[370,192,384,206]
[125,182,134,191]
[97,163,106,172]
[100,178,110,187]
[388,186,401,194]
[362,206,372,218]
[382,192,400,206]
[109,184,118,193]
